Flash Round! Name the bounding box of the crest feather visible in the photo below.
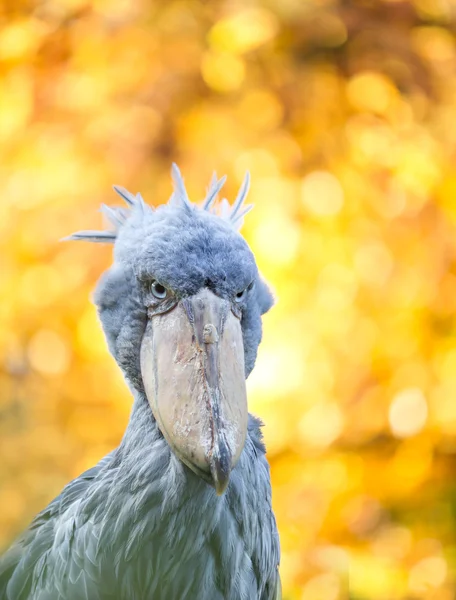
[100,204,128,229]
[64,165,253,244]
[62,230,117,243]
[113,185,136,207]
[230,204,254,230]
[203,173,227,210]
[170,163,192,211]
[230,172,251,220]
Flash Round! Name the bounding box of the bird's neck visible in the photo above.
[111,389,212,512]
[119,390,161,454]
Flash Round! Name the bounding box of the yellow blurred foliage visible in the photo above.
[2,1,456,598]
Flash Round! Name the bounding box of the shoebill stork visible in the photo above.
[0,165,281,600]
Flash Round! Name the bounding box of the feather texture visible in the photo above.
[0,407,280,600]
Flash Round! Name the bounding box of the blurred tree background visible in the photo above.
[1,0,456,598]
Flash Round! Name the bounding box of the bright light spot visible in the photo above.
[201,52,245,93]
[412,27,455,62]
[389,387,428,438]
[346,71,396,115]
[395,142,439,198]
[299,402,344,448]
[302,572,341,600]
[251,205,300,267]
[0,21,41,61]
[252,217,300,266]
[355,241,394,287]
[208,8,279,55]
[408,556,447,593]
[27,329,71,376]
[301,171,344,217]
[248,343,307,400]
[56,73,110,111]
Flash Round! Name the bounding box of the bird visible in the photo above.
[0,164,281,600]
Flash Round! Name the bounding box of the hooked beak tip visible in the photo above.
[214,477,229,496]
[210,443,232,496]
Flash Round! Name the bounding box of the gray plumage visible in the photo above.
[0,165,281,600]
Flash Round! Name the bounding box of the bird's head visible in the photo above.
[66,165,274,494]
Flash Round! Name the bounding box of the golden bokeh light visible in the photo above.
[388,388,428,439]
[301,171,345,217]
[27,329,72,377]
[208,8,279,55]
[201,51,246,93]
[2,1,456,598]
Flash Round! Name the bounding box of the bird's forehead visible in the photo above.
[115,206,256,294]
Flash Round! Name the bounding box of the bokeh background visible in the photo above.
[2,0,456,598]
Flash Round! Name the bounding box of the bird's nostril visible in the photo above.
[203,324,219,344]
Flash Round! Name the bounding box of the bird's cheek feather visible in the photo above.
[140,288,248,495]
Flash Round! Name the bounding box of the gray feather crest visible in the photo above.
[63,164,252,244]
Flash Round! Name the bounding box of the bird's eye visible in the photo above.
[235,281,254,303]
[151,280,168,299]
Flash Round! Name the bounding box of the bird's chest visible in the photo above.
[94,483,259,600]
